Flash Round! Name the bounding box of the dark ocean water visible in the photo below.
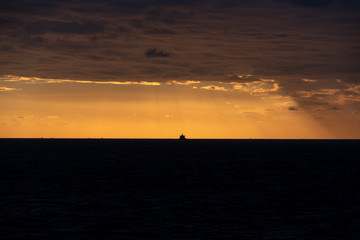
[1,139,360,239]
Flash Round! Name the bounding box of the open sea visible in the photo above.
[1,139,360,239]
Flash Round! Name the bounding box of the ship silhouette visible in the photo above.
[179,134,186,140]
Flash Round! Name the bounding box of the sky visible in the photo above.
[1,0,360,138]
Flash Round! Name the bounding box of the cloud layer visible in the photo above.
[0,0,359,111]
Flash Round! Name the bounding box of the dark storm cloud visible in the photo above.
[108,0,145,10]
[0,45,13,52]
[0,0,359,93]
[288,107,298,111]
[144,28,176,34]
[145,48,171,57]
[25,20,104,34]
[117,26,131,33]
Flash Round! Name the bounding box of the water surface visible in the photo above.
[1,139,359,239]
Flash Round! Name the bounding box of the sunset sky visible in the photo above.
[1,0,360,138]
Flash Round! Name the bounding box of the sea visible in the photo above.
[1,139,360,239]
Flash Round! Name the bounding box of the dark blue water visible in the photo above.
[1,139,360,239]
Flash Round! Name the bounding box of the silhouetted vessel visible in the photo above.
[179,134,186,140]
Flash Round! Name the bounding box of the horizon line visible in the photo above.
[0,138,359,140]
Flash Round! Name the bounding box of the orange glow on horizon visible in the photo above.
[1,75,360,139]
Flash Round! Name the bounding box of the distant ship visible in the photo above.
[179,134,186,140]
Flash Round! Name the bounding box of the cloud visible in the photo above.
[346,85,360,94]
[144,28,176,34]
[0,45,14,52]
[294,84,360,105]
[288,107,298,111]
[167,80,200,85]
[200,85,228,91]
[233,80,280,95]
[302,79,317,83]
[0,86,20,91]
[0,0,359,105]
[117,26,131,33]
[224,74,259,82]
[25,20,104,34]
[296,88,341,98]
[145,48,171,57]
[0,75,161,86]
